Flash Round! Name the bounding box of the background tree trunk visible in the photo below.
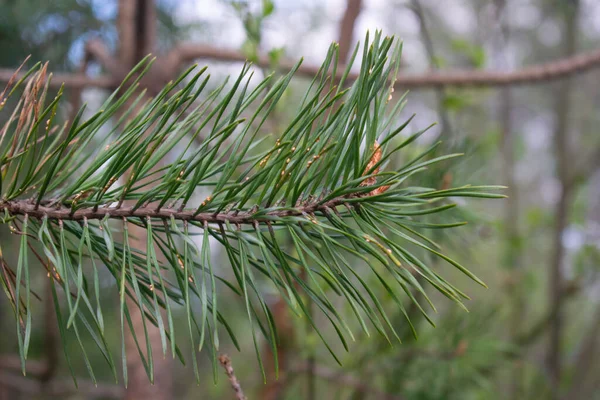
[547,1,580,396]
[116,1,173,399]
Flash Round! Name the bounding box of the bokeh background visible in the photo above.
[1,0,600,399]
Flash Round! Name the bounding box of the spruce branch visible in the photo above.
[0,32,504,385]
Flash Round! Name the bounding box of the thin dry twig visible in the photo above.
[219,354,247,400]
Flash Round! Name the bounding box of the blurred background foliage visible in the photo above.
[1,0,600,399]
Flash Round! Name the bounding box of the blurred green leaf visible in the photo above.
[451,39,486,68]
[263,0,275,17]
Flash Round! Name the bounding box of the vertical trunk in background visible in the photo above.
[261,3,365,399]
[410,0,453,140]
[547,0,579,396]
[122,96,173,400]
[337,0,362,63]
[261,3,366,399]
[117,1,172,399]
[261,299,295,400]
[122,96,173,398]
[125,304,172,400]
[493,0,524,396]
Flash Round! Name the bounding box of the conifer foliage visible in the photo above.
[0,33,503,385]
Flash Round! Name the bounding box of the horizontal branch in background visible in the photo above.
[174,43,600,87]
[0,69,116,89]
[3,43,600,90]
[0,372,123,399]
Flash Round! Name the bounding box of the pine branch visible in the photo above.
[0,33,503,386]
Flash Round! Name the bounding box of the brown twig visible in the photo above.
[218,354,247,400]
